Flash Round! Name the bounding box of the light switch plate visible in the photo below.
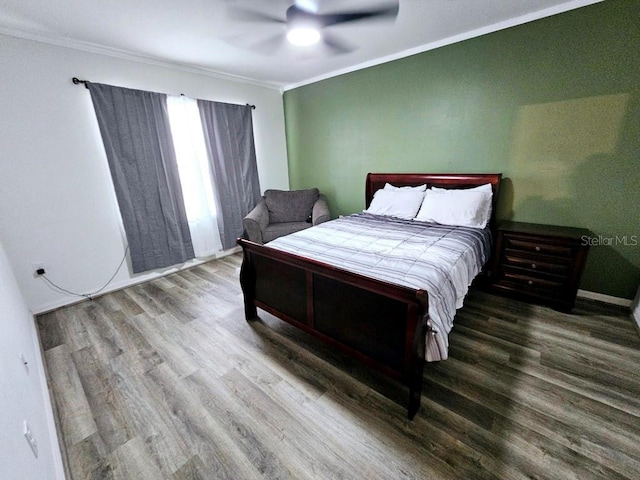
[23,421,38,458]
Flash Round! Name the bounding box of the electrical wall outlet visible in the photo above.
[23,421,38,458]
[32,262,45,277]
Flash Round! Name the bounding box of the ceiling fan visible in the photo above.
[226,0,400,55]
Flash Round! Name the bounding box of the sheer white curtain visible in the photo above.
[167,95,223,257]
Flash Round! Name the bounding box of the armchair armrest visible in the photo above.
[312,194,330,226]
[243,199,269,244]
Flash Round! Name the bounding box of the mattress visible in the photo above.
[265,212,492,361]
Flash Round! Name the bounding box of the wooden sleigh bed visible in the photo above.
[237,173,501,419]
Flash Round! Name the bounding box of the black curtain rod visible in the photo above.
[71,77,256,109]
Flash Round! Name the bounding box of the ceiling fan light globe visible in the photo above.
[287,27,321,46]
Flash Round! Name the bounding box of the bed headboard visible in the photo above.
[365,172,502,224]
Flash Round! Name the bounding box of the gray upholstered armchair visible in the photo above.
[243,188,330,244]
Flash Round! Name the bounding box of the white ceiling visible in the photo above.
[0,0,600,90]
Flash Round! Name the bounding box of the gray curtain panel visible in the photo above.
[198,100,261,249]
[88,82,195,273]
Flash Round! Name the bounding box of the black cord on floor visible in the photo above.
[40,245,130,300]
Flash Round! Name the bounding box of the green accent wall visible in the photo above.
[283,0,639,299]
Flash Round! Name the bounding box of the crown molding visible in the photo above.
[0,25,284,91]
[283,0,603,91]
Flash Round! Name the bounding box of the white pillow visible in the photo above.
[365,189,425,219]
[415,188,492,228]
[424,183,493,226]
[384,182,427,192]
[431,183,492,194]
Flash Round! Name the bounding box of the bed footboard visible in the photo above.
[238,238,427,419]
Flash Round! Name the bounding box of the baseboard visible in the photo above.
[33,247,241,315]
[31,315,68,479]
[576,289,633,308]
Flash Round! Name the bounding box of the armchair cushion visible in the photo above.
[263,222,310,243]
[264,188,319,224]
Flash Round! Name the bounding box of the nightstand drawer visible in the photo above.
[500,269,566,291]
[504,237,573,257]
[502,254,570,277]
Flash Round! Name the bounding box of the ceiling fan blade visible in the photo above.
[226,6,286,24]
[321,32,355,55]
[318,3,399,28]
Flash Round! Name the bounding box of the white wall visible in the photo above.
[0,34,289,313]
[0,236,64,479]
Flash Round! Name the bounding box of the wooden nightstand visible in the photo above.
[489,221,590,312]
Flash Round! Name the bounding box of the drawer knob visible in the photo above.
[531,263,537,269]
[535,246,541,252]
[528,280,533,285]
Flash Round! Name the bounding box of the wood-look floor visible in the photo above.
[37,253,640,480]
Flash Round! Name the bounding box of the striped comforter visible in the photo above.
[265,213,492,361]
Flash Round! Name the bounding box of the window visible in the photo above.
[167,95,222,257]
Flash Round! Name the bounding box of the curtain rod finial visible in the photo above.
[72,77,89,89]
